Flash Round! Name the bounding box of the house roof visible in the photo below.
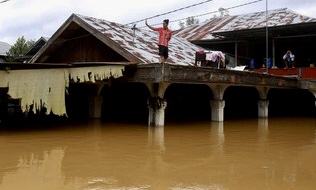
[0,41,12,56]
[25,37,49,56]
[174,8,316,42]
[30,14,202,65]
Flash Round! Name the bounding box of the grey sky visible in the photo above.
[1,0,316,45]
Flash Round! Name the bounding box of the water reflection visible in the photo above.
[258,118,269,144]
[0,148,68,190]
[315,128,316,144]
[210,122,225,154]
[147,126,165,152]
[0,118,315,189]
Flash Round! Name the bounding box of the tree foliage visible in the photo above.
[178,8,230,29]
[218,7,229,17]
[179,16,199,29]
[186,16,199,26]
[6,36,35,62]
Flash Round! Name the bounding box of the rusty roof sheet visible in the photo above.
[175,8,316,41]
[76,14,202,65]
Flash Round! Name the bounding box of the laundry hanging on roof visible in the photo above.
[195,50,226,68]
[205,51,225,63]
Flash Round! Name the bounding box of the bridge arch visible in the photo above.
[164,83,213,121]
[101,82,151,123]
[66,81,151,123]
[268,88,316,117]
[223,86,260,119]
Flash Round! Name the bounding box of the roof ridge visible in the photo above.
[73,13,127,28]
[174,7,316,41]
[284,8,316,19]
[0,41,12,46]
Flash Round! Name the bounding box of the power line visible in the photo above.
[124,0,214,26]
[0,0,11,3]
[140,0,263,28]
[33,0,263,45]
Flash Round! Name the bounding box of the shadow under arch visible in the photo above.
[223,86,260,119]
[164,83,213,121]
[101,82,151,123]
[268,88,316,117]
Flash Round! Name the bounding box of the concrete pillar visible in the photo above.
[234,41,238,67]
[88,95,103,119]
[272,38,276,68]
[258,100,269,118]
[256,87,270,100]
[210,100,225,122]
[146,82,170,127]
[208,85,228,100]
[147,97,167,127]
[86,83,105,119]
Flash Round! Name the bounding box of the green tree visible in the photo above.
[218,7,229,17]
[6,36,35,62]
[26,39,36,49]
[178,16,199,29]
[179,21,185,29]
[186,16,199,26]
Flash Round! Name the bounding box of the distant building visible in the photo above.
[175,8,316,68]
[13,37,49,63]
[24,37,49,62]
[0,41,12,63]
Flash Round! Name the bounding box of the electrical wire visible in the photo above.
[44,0,262,44]
[124,0,214,26]
[140,0,263,28]
[0,0,11,3]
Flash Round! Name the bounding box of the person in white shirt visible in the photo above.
[283,50,295,69]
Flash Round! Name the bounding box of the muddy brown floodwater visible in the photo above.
[0,117,315,190]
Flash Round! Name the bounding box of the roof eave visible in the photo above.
[72,14,142,64]
[30,14,142,64]
[29,14,77,63]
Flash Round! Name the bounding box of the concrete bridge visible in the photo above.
[121,63,316,126]
[1,63,316,126]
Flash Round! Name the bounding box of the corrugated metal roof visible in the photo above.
[25,37,49,56]
[0,41,11,56]
[76,14,202,65]
[175,8,316,41]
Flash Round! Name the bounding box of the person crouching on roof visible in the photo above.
[145,19,172,63]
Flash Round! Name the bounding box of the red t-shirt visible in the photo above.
[154,27,172,47]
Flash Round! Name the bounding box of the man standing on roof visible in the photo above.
[145,19,172,63]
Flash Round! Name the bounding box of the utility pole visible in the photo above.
[265,0,269,74]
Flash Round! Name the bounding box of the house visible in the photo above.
[0,41,11,63]
[30,14,202,65]
[23,37,49,62]
[175,8,316,68]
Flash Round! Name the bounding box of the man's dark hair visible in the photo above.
[163,19,169,25]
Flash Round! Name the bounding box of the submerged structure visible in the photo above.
[1,8,316,126]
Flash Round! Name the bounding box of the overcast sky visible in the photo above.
[1,0,316,45]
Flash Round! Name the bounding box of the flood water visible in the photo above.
[0,117,315,190]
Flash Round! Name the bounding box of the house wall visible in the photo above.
[45,35,128,63]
